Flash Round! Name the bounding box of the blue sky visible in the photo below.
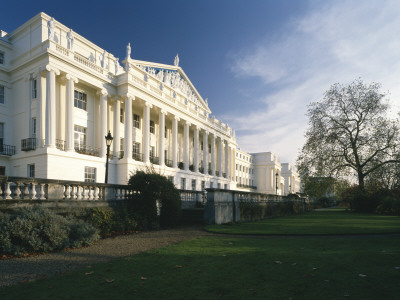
[1,0,399,164]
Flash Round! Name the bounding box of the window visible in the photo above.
[27,164,35,178]
[0,166,5,176]
[165,126,167,138]
[210,182,214,189]
[84,166,96,183]
[150,120,155,134]
[200,141,203,151]
[181,178,186,190]
[133,114,140,128]
[236,164,238,170]
[120,138,124,152]
[150,146,155,158]
[132,142,140,154]
[0,52,4,64]
[74,90,87,110]
[120,108,124,123]
[208,144,211,153]
[168,176,174,184]
[0,85,4,104]
[74,125,87,148]
[201,180,205,191]
[192,179,196,191]
[0,122,4,147]
[31,79,37,99]
[217,183,221,189]
[224,184,228,190]
[31,118,36,137]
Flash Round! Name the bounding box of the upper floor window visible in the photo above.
[0,85,4,104]
[150,120,155,134]
[133,114,140,129]
[133,142,141,154]
[31,79,37,99]
[74,125,87,148]
[74,90,87,111]
[31,118,36,137]
[0,52,4,64]
[0,122,4,146]
[120,108,124,123]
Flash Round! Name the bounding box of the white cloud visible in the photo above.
[226,0,400,164]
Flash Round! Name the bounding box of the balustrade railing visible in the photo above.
[0,144,16,156]
[56,139,66,151]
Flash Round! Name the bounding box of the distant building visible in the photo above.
[0,12,300,194]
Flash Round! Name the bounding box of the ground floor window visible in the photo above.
[201,181,205,191]
[224,184,228,190]
[192,179,196,190]
[210,182,214,189]
[217,183,221,189]
[84,166,96,183]
[168,176,174,184]
[0,166,5,176]
[181,178,186,190]
[27,164,35,178]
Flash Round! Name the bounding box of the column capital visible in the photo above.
[160,109,168,115]
[145,101,153,108]
[97,89,108,96]
[174,115,180,122]
[65,74,79,84]
[44,64,60,75]
[185,120,191,127]
[122,94,135,101]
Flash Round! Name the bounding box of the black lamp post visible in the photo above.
[289,184,292,194]
[105,130,113,184]
[275,172,279,195]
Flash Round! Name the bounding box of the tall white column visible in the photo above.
[113,99,120,158]
[203,131,208,174]
[65,74,78,152]
[184,121,190,171]
[98,89,108,158]
[172,116,179,168]
[159,110,166,166]
[45,65,60,147]
[34,71,42,146]
[194,126,199,172]
[211,133,216,176]
[218,137,223,177]
[143,102,152,163]
[225,141,229,179]
[124,96,134,159]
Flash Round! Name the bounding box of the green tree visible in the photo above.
[297,79,400,189]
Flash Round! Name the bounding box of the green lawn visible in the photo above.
[205,211,400,235]
[1,236,399,299]
[1,211,400,299]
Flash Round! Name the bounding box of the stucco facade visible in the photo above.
[0,13,300,194]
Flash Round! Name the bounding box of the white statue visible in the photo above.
[100,50,106,68]
[66,29,74,50]
[48,17,55,40]
[174,53,179,66]
[157,70,163,80]
[205,98,208,106]
[114,58,119,75]
[126,42,131,59]
[125,61,130,72]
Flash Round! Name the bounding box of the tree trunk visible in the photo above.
[358,172,365,190]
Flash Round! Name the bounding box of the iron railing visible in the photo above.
[21,138,36,151]
[132,152,143,161]
[0,144,16,156]
[74,143,100,157]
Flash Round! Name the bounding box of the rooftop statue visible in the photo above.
[100,50,106,68]
[174,53,179,66]
[126,42,131,60]
[66,29,74,50]
[114,58,119,75]
[48,17,55,40]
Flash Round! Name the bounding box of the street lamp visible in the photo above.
[105,130,113,184]
[289,184,292,194]
[275,172,279,195]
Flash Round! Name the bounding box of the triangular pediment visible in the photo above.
[128,59,211,113]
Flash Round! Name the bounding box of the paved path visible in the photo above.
[0,226,213,287]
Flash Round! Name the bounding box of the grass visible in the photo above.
[1,211,399,299]
[204,211,400,235]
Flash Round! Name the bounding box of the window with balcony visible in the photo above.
[150,120,155,134]
[0,85,4,104]
[27,164,35,178]
[133,114,140,129]
[31,79,37,99]
[74,90,87,111]
[84,166,96,183]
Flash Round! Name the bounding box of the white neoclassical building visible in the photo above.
[0,12,300,194]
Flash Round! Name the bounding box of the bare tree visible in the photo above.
[297,79,400,189]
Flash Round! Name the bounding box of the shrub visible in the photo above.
[0,206,99,256]
[128,171,181,228]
